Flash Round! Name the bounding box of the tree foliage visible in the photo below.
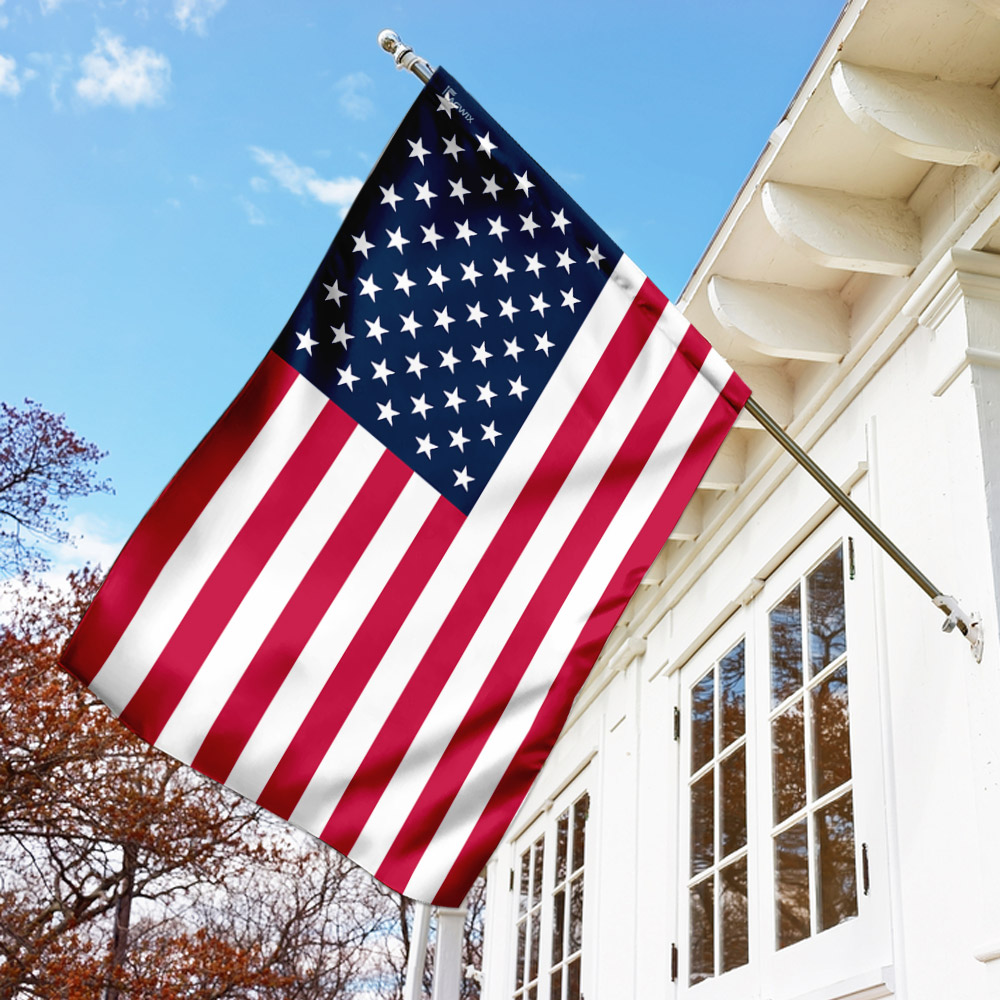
[0,400,113,576]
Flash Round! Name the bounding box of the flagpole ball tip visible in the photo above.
[378,29,402,54]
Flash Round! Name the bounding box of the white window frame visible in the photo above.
[676,520,891,999]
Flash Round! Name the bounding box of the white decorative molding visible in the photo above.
[831,61,1000,169]
[700,434,745,491]
[762,181,920,276]
[732,364,794,429]
[974,940,1000,963]
[933,347,1000,397]
[607,636,646,675]
[669,494,703,541]
[708,275,850,362]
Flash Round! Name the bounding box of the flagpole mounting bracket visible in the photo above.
[378,30,434,85]
[933,594,984,662]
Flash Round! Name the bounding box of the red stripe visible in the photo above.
[255,495,464,819]
[433,373,746,906]
[61,352,298,685]
[375,324,709,891]
[191,450,413,784]
[119,401,355,744]
[318,280,667,856]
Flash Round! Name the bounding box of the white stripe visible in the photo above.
[348,284,682,874]
[225,457,440,804]
[404,358,727,901]
[90,377,329,714]
[153,424,381,765]
[286,255,645,834]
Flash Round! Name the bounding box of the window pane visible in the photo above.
[528,987,537,1000]
[531,837,544,907]
[569,875,584,954]
[571,793,589,873]
[550,969,562,1000]
[720,640,746,749]
[551,888,565,964]
[516,921,526,989]
[567,958,581,1000]
[770,585,803,707]
[772,700,806,823]
[529,912,540,982]
[816,793,858,931]
[812,663,852,798]
[555,811,569,885]
[691,771,715,875]
[691,672,715,772]
[689,876,714,985]
[720,857,749,974]
[720,745,746,857]
[808,547,846,673]
[775,820,811,950]
[518,851,530,915]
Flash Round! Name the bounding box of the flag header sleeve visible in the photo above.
[62,66,750,905]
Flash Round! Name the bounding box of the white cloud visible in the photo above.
[237,195,265,226]
[249,146,363,218]
[335,71,374,121]
[0,54,21,96]
[249,175,269,193]
[76,30,170,108]
[29,51,72,108]
[39,0,66,13]
[172,0,226,34]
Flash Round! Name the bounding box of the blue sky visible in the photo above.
[1,0,845,572]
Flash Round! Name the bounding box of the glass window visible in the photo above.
[513,835,544,1000]
[550,792,588,1000]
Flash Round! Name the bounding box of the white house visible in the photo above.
[478,0,1000,997]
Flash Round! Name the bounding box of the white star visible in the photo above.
[295,328,318,355]
[520,213,540,238]
[455,219,477,246]
[386,226,410,254]
[358,273,382,302]
[514,170,534,195]
[421,223,443,250]
[535,331,555,356]
[454,466,475,491]
[365,316,388,343]
[561,287,581,312]
[331,323,352,348]
[504,337,524,361]
[471,341,493,366]
[556,248,575,273]
[494,257,514,282]
[408,137,430,164]
[371,358,394,385]
[380,184,403,211]
[488,215,509,241]
[508,376,528,400]
[353,231,375,258]
[416,433,438,458]
[498,296,520,322]
[482,174,502,200]
[337,364,359,391]
[476,131,497,157]
[449,427,470,452]
[587,243,606,267]
[444,387,466,413]
[529,292,550,316]
[477,382,497,407]
[400,311,422,338]
[323,280,347,305]
[405,353,428,379]
[461,260,483,286]
[377,399,399,425]
[414,180,437,207]
[437,90,458,117]
[394,269,416,296]
[481,420,501,445]
[524,252,545,278]
[449,177,470,204]
[412,394,434,419]
[466,302,488,327]
[427,265,450,291]
[439,347,460,373]
[434,306,455,332]
[442,134,463,160]
[551,208,570,233]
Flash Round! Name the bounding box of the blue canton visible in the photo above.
[272,67,622,513]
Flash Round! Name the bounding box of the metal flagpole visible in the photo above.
[375,30,984,662]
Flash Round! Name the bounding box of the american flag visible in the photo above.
[62,68,749,905]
